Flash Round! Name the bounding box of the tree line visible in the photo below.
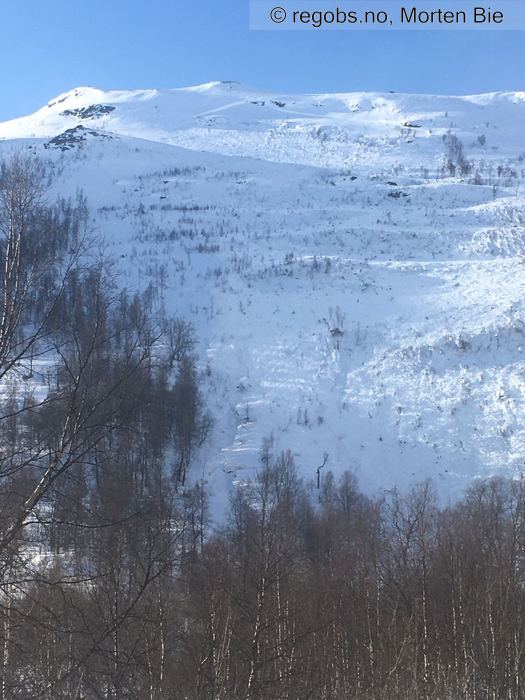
[175,448,525,700]
[0,154,208,698]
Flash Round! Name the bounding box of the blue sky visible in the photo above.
[1,0,523,120]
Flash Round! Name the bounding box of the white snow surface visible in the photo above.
[1,81,525,519]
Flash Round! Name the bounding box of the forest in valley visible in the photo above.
[1,154,525,699]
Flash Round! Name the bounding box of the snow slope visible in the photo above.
[1,81,525,518]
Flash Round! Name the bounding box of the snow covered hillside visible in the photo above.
[1,80,525,517]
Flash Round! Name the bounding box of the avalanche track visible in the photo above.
[1,81,525,518]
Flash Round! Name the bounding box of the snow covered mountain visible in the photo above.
[1,81,525,517]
